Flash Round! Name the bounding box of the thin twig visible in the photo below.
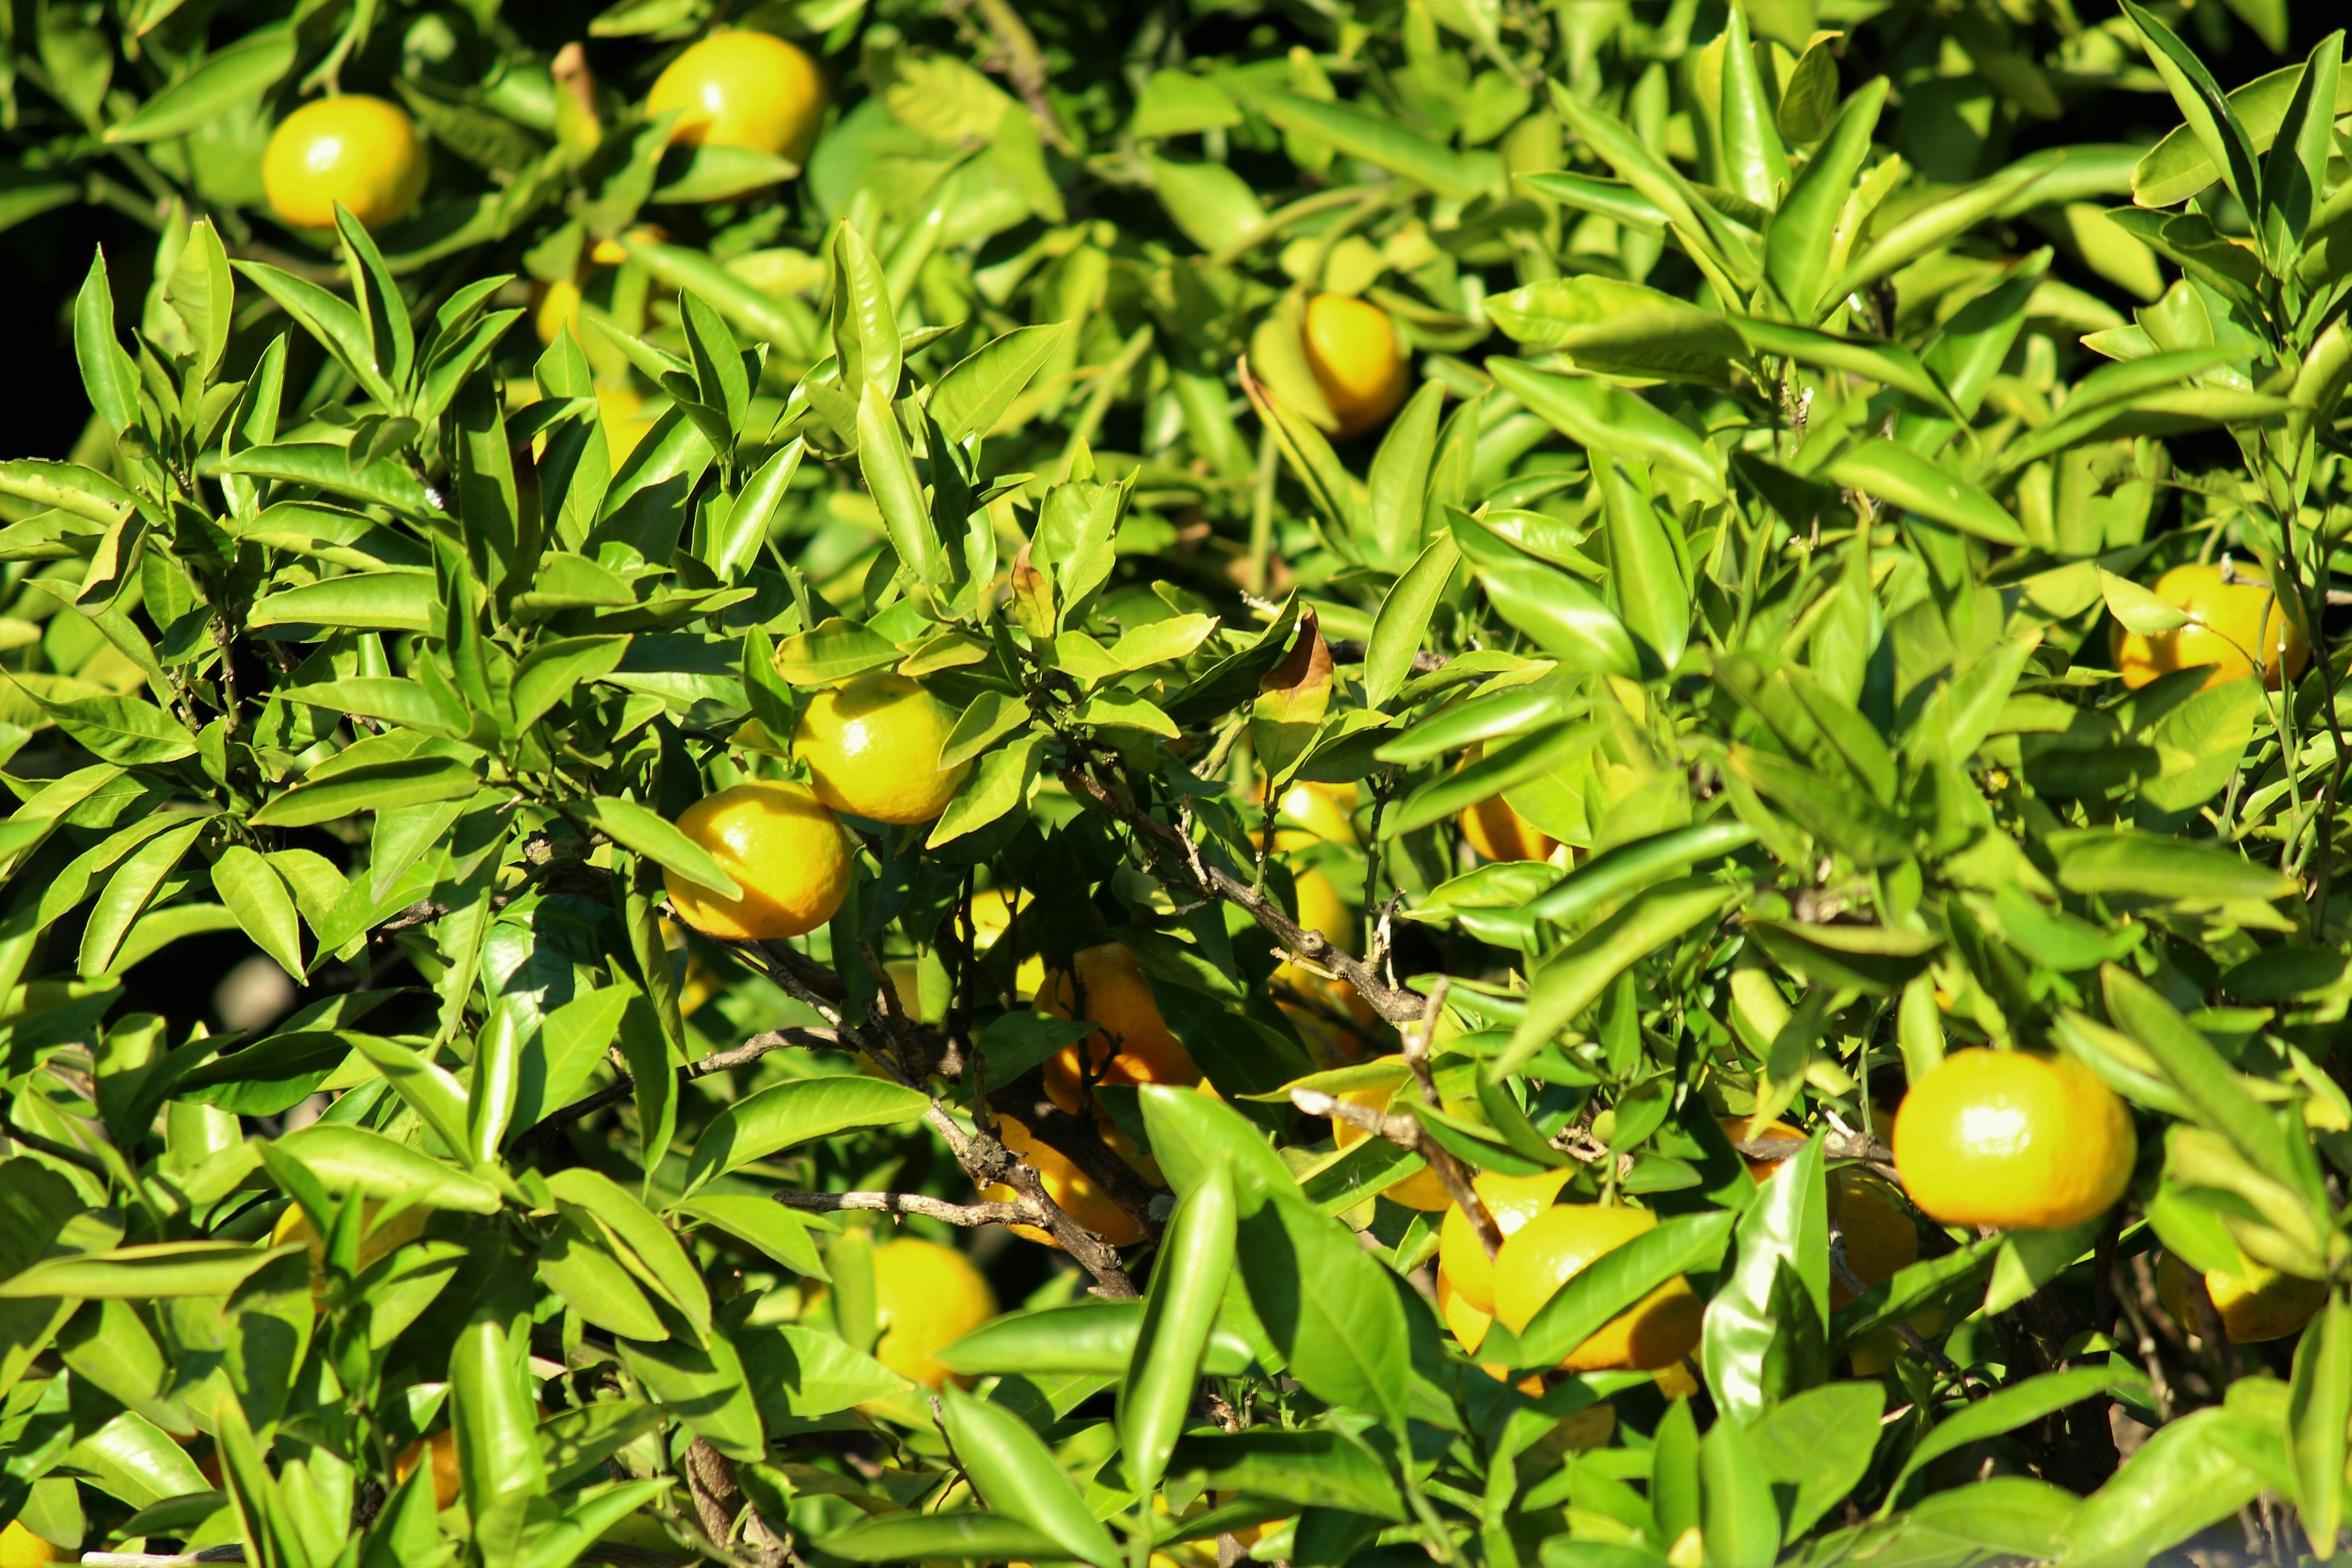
[771,1189,1042,1227]
[1060,760,1426,1026]
[511,1028,836,1151]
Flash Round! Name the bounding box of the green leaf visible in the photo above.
[1824,439,2022,545]
[247,571,440,633]
[1485,277,1743,385]
[548,1167,710,1335]
[275,1124,503,1212]
[1364,532,1460,710]
[2286,1295,2351,1556]
[1150,156,1267,253]
[778,616,900,685]
[2101,963,2304,1199]
[105,26,295,143]
[576,795,742,902]
[929,323,1069,445]
[74,251,139,435]
[941,1299,1253,1378]
[2120,2,2264,228]
[2056,1406,2270,1566]
[1487,359,1725,500]
[0,1242,292,1299]
[1824,159,2051,307]
[680,1077,933,1196]
[1243,90,1502,201]
[1498,878,1738,1076]
[1749,1382,1887,1539]
[251,756,481,829]
[1700,1415,1782,1568]
[1235,1196,1409,1431]
[1887,1365,2117,1499]
[346,1033,476,1169]
[1596,454,1689,672]
[2134,58,2352,206]
[1469,553,1640,680]
[858,383,943,586]
[1703,1133,1828,1423]
[938,1387,1121,1568]
[1120,1159,1237,1496]
[820,1514,1064,1564]
[36,692,196,766]
[927,731,1041,848]
[2052,830,2299,905]
[1167,1428,1406,1518]
[209,846,303,979]
[616,1322,766,1461]
[829,221,900,400]
[1764,80,1890,318]
[78,816,209,977]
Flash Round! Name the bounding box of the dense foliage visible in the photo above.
[6,1,2352,1566]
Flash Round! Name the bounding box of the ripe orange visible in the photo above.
[664,780,853,941]
[263,96,428,230]
[597,384,657,466]
[2157,1252,2325,1344]
[794,673,972,825]
[1302,294,1409,437]
[1036,944,1202,1111]
[1491,1204,1704,1373]
[2113,562,2309,691]
[394,1428,462,1510]
[1719,1114,1803,1181]
[1438,1168,1574,1315]
[870,1237,997,1388]
[1893,1049,2135,1231]
[1256,777,1360,851]
[0,1521,62,1567]
[984,1113,1148,1247]
[1436,1262,1493,1353]
[1329,1083,1450,1210]
[1728,1123,1918,1306]
[646,31,826,162]
[1826,1172,1917,1307]
[1459,795,1558,863]
[1273,867,1376,1065]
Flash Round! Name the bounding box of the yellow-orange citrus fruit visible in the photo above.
[2114,562,2309,691]
[1847,1305,1948,1376]
[984,1113,1148,1247]
[597,384,657,466]
[1329,1084,1450,1209]
[870,1237,997,1388]
[394,1428,462,1510]
[2157,1252,2326,1344]
[1438,1168,1574,1315]
[1037,944,1201,1110]
[1826,1172,1918,1307]
[1436,1262,1491,1353]
[1458,794,1558,863]
[1729,1123,1918,1305]
[971,887,1044,998]
[794,672,971,825]
[263,96,428,230]
[1652,1360,1702,1400]
[1257,777,1360,851]
[1,1521,62,1567]
[1274,867,1378,1065]
[1302,293,1409,437]
[664,780,852,941]
[1719,1114,1804,1181]
[1894,1049,2135,1231]
[647,31,826,162]
[1493,1204,1704,1373]
[535,277,582,346]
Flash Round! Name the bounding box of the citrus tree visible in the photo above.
[7,1,2352,1567]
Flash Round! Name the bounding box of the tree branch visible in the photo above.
[1290,1085,1502,1256]
[511,1028,837,1152]
[1059,760,1426,1027]
[772,1189,1043,1227]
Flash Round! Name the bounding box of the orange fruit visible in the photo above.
[394,1428,462,1510]
[1302,294,1409,437]
[1436,1262,1493,1354]
[1438,1168,1574,1315]
[1719,1114,1803,1180]
[1893,1049,2135,1231]
[984,1113,1149,1248]
[1826,1172,1918,1307]
[1329,1084,1450,1210]
[1491,1204,1704,1373]
[646,31,826,162]
[0,1521,64,1567]
[1036,944,1201,1111]
[664,780,853,941]
[263,96,428,230]
[2113,562,2309,691]
[794,673,972,826]
[2157,1251,2326,1344]
[870,1237,996,1388]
